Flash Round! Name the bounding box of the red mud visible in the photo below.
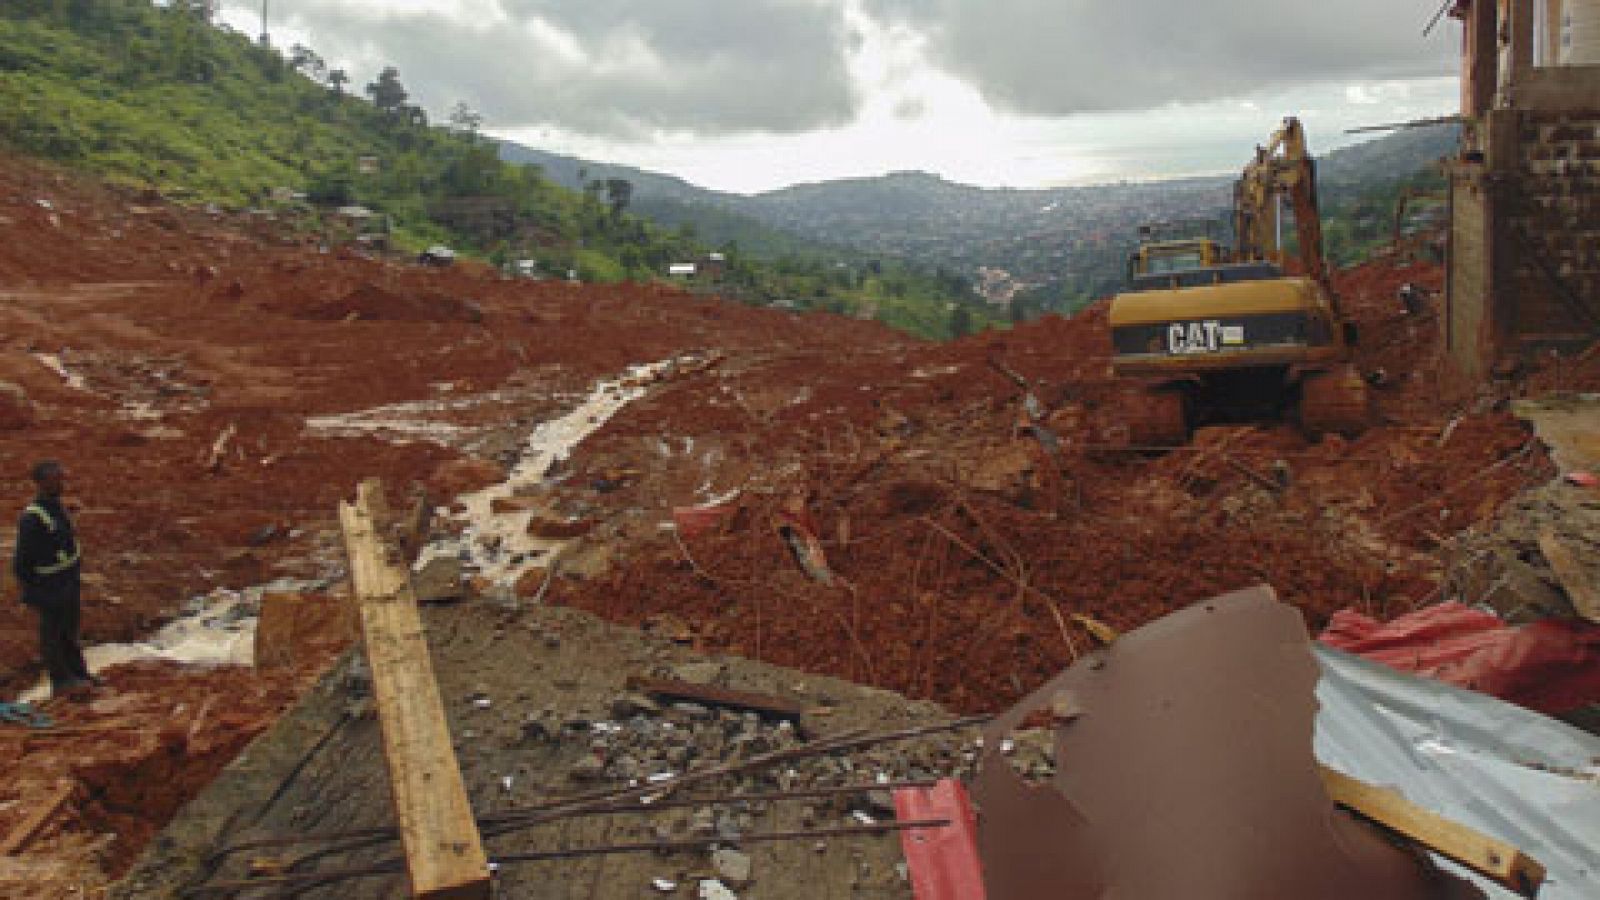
[0,153,1563,888]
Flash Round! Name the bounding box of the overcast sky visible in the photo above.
[216,1,1463,194]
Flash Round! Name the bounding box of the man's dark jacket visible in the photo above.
[12,495,81,606]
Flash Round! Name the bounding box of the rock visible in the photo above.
[491,495,542,515]
[710,848,752,886]
[866,790,896,817]
[698,880,738,900]
[247,523,283,547]
[610,755,642,780]
[343,658,372,698]
[670,702,713,722]
[527,515,595,539]
[569,756,605,782]
[511,567,549,599]
[220,597,260,624]
[671,662,723,685]
[413,557,466,604]
[1270,460,1293,489]
[611,693,663,719]
[520,716,552,743]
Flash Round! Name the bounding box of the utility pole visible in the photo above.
[259,0,270,46]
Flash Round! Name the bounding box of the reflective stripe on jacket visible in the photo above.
[24,503,56,532]
[36,547,80,575]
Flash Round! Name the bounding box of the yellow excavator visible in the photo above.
[1108,117,1369,444]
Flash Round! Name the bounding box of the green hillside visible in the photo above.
[0,1,988,338]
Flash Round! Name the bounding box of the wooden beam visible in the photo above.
[1320,766,1546,897]
[1546,0,1565,65]
[1509,0,1537,87]
[339,479,490,900]
[1538,528,1600,623]
[1467,0,1499,118]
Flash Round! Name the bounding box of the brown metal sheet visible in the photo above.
[972,585,1483,900]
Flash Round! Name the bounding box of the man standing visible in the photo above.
[12,460,93,698]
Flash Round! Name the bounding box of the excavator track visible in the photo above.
[1298,365,1370,438]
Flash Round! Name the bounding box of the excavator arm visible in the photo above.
[1233,118,1333,304]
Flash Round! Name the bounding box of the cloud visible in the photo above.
[858,0,1460,116]
[234,0,859,138]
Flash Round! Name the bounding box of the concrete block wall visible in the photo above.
[1506,110,1600,345]
[1445,104,1600,377]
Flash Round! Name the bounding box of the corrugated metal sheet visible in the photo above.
[894,780,986,900]
[1314,645,1600,900]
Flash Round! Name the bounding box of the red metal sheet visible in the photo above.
[1320,602,1600,714]
[894,779,987,900]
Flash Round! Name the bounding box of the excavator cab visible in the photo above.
[1127,238,1228,282]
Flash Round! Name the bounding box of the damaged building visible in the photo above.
[1446,0,1600,377]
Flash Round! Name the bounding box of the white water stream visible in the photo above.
[419,355,693,586]
[14,585,295,705]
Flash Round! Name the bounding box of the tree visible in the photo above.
[365,66,408,115]
[603,178,632,219]
[448,101,482,138]
[288,43,326,81]
[163,0,215,83]
[326,68,349,95]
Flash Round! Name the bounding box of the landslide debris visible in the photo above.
[0,150,1575,894]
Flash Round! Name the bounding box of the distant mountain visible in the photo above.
[496,142,829,258]
[1318,124,1459,186]
[500,124,1461,311]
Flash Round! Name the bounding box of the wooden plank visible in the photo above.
[0,780,74,856]
[1538,528,1600,623]
[1320,766,1546,898]
[339,479,490,900]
